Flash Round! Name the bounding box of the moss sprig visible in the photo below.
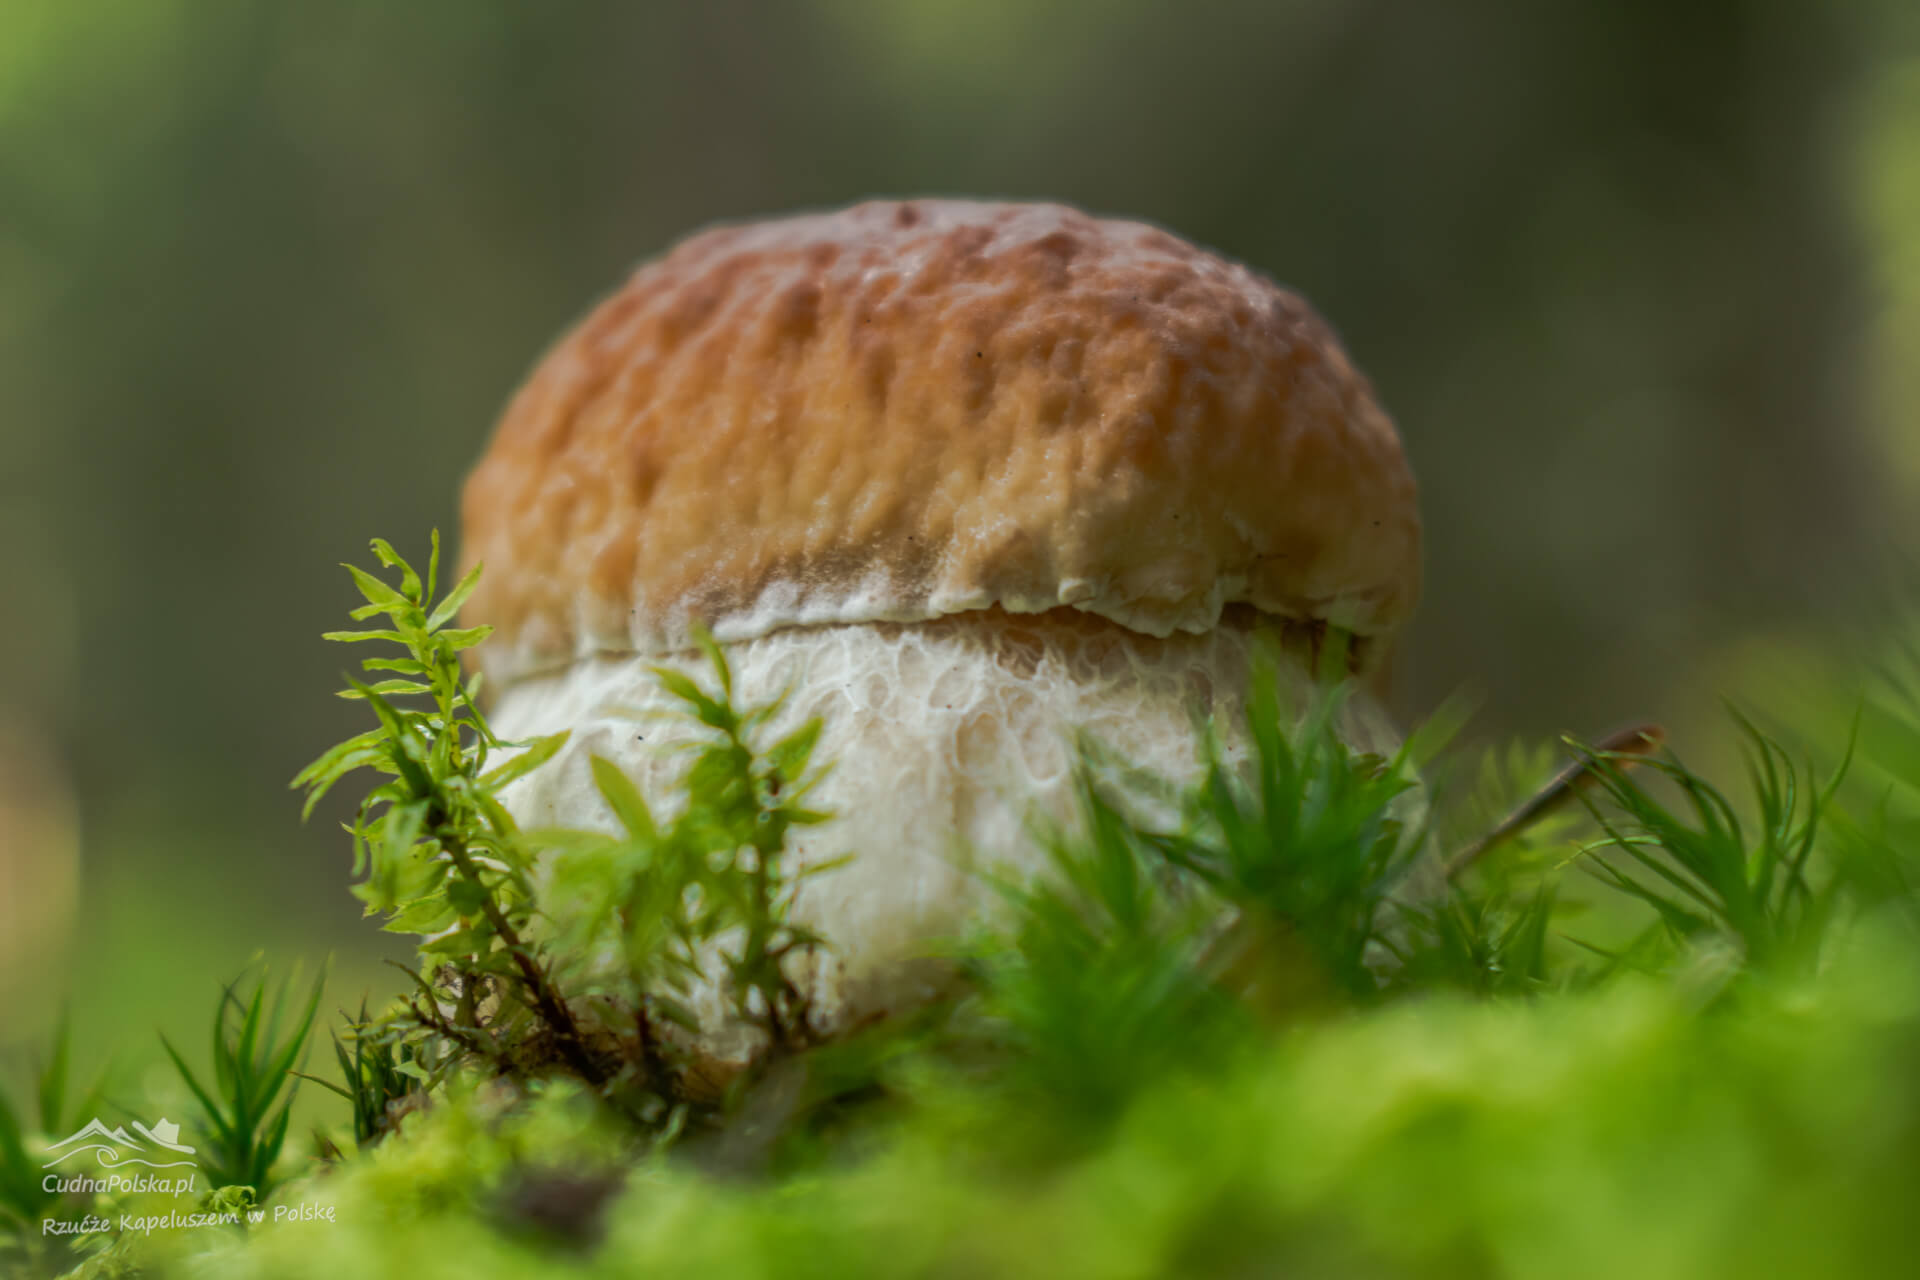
[294,535,843,1127]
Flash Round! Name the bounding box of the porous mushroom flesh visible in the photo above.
[458,199,1422,1069]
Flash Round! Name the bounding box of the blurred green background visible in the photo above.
[2,0,1918,1083]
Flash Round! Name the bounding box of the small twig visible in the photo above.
[1444,724,1667,881]
[402,995,491,1062]
[443,830,606,1083]
[633,1001,676,1097]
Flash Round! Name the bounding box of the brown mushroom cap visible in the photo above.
[460,199,1419,684]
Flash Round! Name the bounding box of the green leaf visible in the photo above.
[354,682,433,797]
[426,561,485,632]
[369,538,422,601]
[479,731,571,792]
[344,563,408,612]
[651,996,701,1033]
[260,970,326,1095]
[157,1033,227,1147]
[321,628,407,645]
[360,656,431,675]
[436,626,494,651]
[798,851,855,879]
[419,927,493,957]
[386,894,458,937]
[36,1013,71,1133]
[426,529,445,605]
[767,718,823,785]
[380,800,431,873]
[524,826,618,856]
[473,790,522,841]
[592,755,660,842]
[695,628,734,699]
[473,949,526,978]
[336,679,435,700]
[652,666,734,730]
[445,874,493,917]
[288,1070,352,1103]
[288,729,389,790]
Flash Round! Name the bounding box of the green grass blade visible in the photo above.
[36,1013,70,1133]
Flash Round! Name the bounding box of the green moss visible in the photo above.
[154,926,1920,1279]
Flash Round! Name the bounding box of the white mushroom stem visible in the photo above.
[492,612,1401,1066]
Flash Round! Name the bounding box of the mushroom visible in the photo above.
[458,199,1420,1067]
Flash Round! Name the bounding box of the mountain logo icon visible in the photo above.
[42,1116,198,1170]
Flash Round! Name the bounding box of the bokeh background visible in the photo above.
[3,0,1918,1083]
